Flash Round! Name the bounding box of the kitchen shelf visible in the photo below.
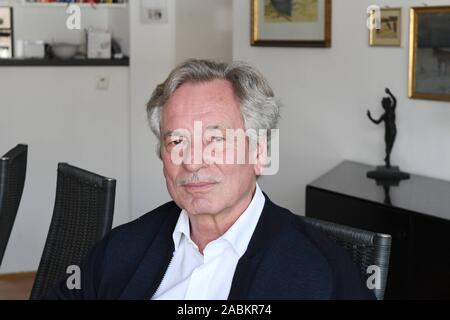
[0,56,129,66]
[20,1,128,9]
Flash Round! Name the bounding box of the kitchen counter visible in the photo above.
[0,57,129,67]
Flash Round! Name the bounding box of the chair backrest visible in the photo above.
[0,144,28,267]
[30,163,116,299]
[301,216,392,300]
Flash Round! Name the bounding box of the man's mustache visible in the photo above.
[176,172,221,186]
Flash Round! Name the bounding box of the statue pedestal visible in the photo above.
[367,165,410,182]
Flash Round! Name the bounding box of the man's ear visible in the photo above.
[253,135,268,176]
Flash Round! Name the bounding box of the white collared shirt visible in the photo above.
[152,183,265,300]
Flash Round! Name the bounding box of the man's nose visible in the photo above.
[182,140,207,172]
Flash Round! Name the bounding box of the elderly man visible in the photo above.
[49,59,374,300]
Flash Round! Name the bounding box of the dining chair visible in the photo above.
[0,144,28,268]
[302,216,392,300]
[30,163,116,299]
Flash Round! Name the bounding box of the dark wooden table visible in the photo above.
[306,161,450,299]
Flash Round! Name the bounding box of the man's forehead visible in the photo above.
[160,80,243,132]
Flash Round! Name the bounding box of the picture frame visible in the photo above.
[251,0,332,47]
[369,8,402,47]
[409,6,450,102]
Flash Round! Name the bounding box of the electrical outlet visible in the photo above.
[96,75,109,90]
[141,0,168,24]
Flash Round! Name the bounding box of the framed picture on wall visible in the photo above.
[409,6,450,101]
[369,8,402,47]
[251,0,332,47]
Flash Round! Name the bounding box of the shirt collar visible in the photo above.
[172,208,191,251]
[172,183,265,257]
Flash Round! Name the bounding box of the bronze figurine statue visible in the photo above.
[366,88,410,182]
[367,88,397,168]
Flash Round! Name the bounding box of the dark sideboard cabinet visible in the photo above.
[306,161,450,299]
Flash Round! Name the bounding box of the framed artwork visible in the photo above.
[369,8,402,47]
[409,6,450,101]
[251,0,332,47]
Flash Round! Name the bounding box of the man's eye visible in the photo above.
[210,136,224,142]
[168,138,184,146]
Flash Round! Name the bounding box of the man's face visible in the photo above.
[160,79,260,216]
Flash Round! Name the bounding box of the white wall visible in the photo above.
[176,0,232,63]
[128,0,176,219]
[0,66,130,273]
[233,0,450,215]
[109,7,130,56]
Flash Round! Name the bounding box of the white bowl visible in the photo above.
[52,43,79,59]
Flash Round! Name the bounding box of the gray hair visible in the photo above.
[146,59,281,155]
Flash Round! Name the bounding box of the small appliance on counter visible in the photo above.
[22,40,46,59]
[86,28,111,59]
[0,7,13,58]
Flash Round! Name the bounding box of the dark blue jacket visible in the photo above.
[48,194,375,300]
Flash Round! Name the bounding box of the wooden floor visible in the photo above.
[0,272,35,300]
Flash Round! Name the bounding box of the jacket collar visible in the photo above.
[119,203,179,300]
[228,193,285,299]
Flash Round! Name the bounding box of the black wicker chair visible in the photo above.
[30,163,116,299]
[0,144,28,268]
[302,216,392,300]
